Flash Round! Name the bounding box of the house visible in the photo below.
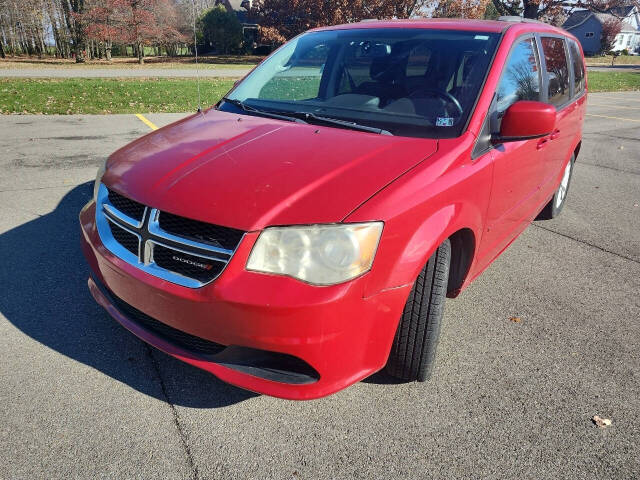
[609,5,640,52]
[214,0,253,24]
[563,6,640,54]
[214,0,259,46]
[609,5,640,30]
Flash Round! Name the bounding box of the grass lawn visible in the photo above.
[586,55,640,65]
[1,72,638,114]
[588,71,640,92]
[0,78,236,114]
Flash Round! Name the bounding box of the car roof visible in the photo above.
[310,18,568,36]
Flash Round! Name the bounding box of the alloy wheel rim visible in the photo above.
[556,161,572,208]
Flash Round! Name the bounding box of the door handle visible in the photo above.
[536,138,549,150]
[550,129,560,140]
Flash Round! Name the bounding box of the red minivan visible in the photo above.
[80,18,586,399]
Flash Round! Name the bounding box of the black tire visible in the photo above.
[386,239,451,382]
[536,155,575,220]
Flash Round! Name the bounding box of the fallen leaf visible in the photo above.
[509,316,522,323]
[592,415,612,428]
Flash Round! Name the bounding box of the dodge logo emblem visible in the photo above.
[172,255,213,271]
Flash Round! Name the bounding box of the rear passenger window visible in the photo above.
[568,40,585,96]
[541,37,570,107]
[495,38,540,115]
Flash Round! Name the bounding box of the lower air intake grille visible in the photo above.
[108,290,226,356]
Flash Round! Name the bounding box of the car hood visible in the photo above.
[103,109,438,231]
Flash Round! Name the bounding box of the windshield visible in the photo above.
[220,28,500,138]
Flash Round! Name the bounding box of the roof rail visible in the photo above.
[359,18,380,23]
[498,16,546,24]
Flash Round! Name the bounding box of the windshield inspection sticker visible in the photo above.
[436,117,454,127]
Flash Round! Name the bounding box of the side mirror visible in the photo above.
[493,101,556,143]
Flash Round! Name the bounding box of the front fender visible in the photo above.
[345,141,493,298]
[362,202,484,298]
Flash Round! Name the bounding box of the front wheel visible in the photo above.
[385,239,451,382]
[537,155,574,220]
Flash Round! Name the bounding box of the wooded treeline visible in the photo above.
[249,0,639,44]
[0,0,212,61]
[1,0,637,61]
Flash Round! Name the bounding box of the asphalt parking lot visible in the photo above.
[1,92,639,479]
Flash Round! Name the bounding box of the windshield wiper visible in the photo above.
[221,98,308,124]
[221,98,390,135]
[292,112,393,136]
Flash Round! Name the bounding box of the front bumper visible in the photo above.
[80,200,411,400]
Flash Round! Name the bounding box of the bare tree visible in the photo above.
[433,0,490,18]
[62,0,88,61]
[490,0,640,20]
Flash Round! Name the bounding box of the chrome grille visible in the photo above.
[107,190,146,222]
[152,244,226,283]
[158,211,244,250]
[107,220,140,256]
[95,184,245,288]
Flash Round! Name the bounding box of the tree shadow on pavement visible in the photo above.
[0,182,256,408]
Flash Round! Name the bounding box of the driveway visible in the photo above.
[586,64,640,73]
[1,92,639,479]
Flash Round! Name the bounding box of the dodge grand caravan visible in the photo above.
[80,18,587,399]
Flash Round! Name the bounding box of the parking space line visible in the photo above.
[135,114,159,131]
[585,113,640,123]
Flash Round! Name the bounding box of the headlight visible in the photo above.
[93,159,107,201]
[246,223,383,285]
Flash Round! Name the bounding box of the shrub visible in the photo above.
[199,5,243,55]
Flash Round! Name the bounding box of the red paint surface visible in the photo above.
[499,101,557,139]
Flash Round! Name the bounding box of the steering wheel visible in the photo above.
[408,87,463,116]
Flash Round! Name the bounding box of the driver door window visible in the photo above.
[495,38,541,118]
